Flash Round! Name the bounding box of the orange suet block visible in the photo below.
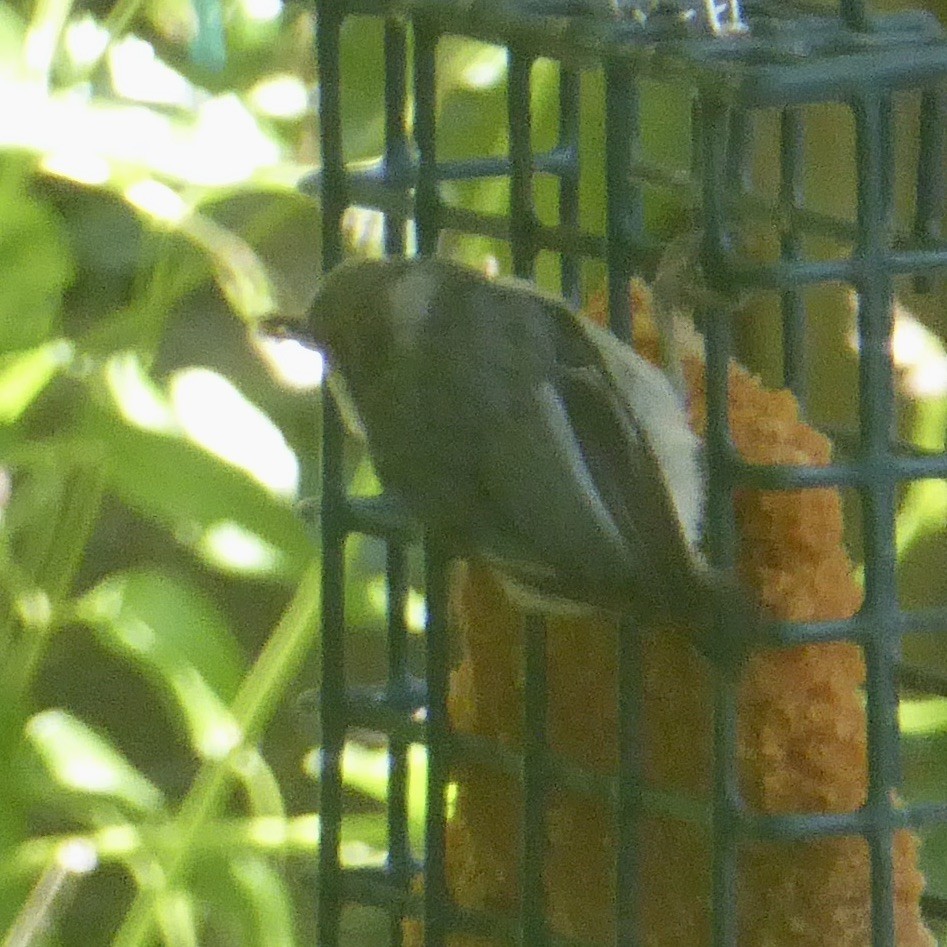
[403,283,932,946]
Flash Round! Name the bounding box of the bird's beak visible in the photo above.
[256,313,314,345]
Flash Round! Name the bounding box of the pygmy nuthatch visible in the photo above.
[308,256,755,654]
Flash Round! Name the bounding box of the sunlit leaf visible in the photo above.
[179,205,278,320]
[0,339,72,423]
[0,176,73,352]
[76,574,246,760]
[253,334,323,391]
[901,697,947,737]
[228,856,294,946]
[0,838,98,947]
[197,521,286,576]
[24,0,72,84]
[123,182,280,320]
[198,189,322,320]
[109,34,196,106]
[169,367,298,496]
[307,742,429,842]
[248,73,308,120]
[105,352,176,432]
[25,709,165,814]
[0,5,27,80]
[2,76,303,192]
[154,889,199,947]
[340,814,387,863]
[82,400,312,581]
[141,0,196,50]
[77,569,245,700]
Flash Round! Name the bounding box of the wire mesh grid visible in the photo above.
[312,1,947,943]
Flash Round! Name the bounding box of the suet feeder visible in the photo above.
[310,0,947,943]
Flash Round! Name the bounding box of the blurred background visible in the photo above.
[0,0,946,943]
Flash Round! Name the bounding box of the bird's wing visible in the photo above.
[413,272,636,596]
[552,341,706,614]
[475,367,640,593]
[435,276,700,616]
[516,295,706,616]
[580,318,705,552]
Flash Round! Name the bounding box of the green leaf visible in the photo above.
[0,6,27,79]
[308,742,429,845]
[904,731,947,901]
[0,175,73,352]
[338,18,388,162]
[122,183,279,322]
[76,575,244,760]
[82,400,312,581]
[0,339,72,423]
[24,709,165,814]
[77,569,245,701]
[341,813,388,865]
[227,856,295,947]
[154,890,199,947]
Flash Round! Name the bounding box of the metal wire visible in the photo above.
[314,2,947,944]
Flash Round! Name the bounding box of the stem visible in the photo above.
[111,563,320,947]
[2,462,105,705]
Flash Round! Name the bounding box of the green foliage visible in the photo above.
[1,0,945,944]
[0,177,73,352]
[0,0,332,943]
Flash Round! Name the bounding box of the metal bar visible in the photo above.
[742,799,947,838]
[852,89,899,947]
[423,539,452,947]
[905,801,947,829]
[913,83,947,293]
[386,543,411,946]
[558,67,582,305]
[840,0,871,33]
[604,63,636,342]
[303,159,947,279]
[411,21,452,945]
[413,21,441,257]
[507,59,551,933]
[384,19,410,257]
[315,5,348,945]
[778,106,809,405]
[698,93,742,947]
[342,866,601,946]
[898,663,947,695]
[509,68,547,947]
[509,51,536,279]
[762,610,947,648]
[342,496,421,545]
[725,105,754,195]
[522,613,550,945]
[342,868,596,945]
[383,23,413,940]
[901,607,947,636]
[730,454,947,491]
[604,61,644,947]
[345,698,428,742]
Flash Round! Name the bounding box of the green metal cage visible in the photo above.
[311,0,947,943]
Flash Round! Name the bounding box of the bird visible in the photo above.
[306,255,756,656]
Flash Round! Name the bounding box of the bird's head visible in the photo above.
[306,257,412,372]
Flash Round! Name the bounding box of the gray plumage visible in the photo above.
[309,256,750,643]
